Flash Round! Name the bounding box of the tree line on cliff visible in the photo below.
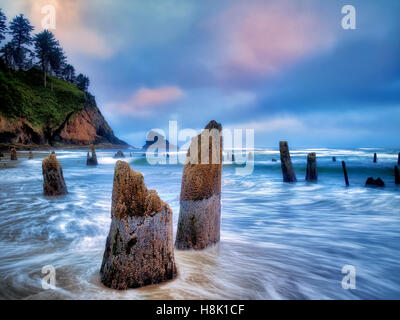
[0,8,89,91]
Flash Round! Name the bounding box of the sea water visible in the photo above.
[0,148,399,299]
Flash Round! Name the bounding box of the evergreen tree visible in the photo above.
[76,73,90,92]
[9,14,34,69]
[0,42,14,66]
[62,64,76,82]
[0,8,7,42]
[49,46,66,77]
[34,30,61,87]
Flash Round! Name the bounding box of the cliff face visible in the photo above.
[53,95,127,146]
[0,97,126,146]
[0,64,127,147]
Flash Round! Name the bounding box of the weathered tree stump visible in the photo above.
[306,152,317,182]
[100,161,176,289]
[279,141,297,182]
[86,145,98,166]
[10,148,17,161]
[342,161,349,186]
[42,154,68,196]
[175,120,223,250]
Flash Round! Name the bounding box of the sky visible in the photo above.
[1,0,399,148]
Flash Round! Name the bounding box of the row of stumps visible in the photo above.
[10,133,400,290]
[0,148,33,161]
[280,142,400,187]
[37,122,222,290]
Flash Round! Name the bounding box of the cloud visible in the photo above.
[230,116,305,133]
[210,1,336,81]
[105,86,184,117]
[6,0,114,59]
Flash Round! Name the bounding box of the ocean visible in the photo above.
[0,148,399,299]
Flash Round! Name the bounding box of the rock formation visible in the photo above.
[373,153,377,163]
[306,152,317,182]
[42,153,68,196]
[114,150,125,158]
[395,166,400,185]
[398,152,400,165]
[279,141,297,182]
[142,131,175,152]
[272,158,277,162]
[0,151,4,157]
[365,177,385,187]
[332,157,337,162]
[10,148,17,161]
[175,120,223,250]
[100,161,176,289]
[0,96,127,147]
[28,150,33,160]
[86,145,98,166]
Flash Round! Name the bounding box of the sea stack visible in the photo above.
[42,153,68,196]
[86,145,98,166]
[305,152,317,182]
[10,148,17,161]
[373,153,377,163]
[395,166,400,185]
[100,161,176,289]
[175,120,223,250]
[28,150,33,160]
[114,150,125,158]
[279,141,297,182]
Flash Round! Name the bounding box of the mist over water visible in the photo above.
[0,148,399,299]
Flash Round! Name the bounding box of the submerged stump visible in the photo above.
[100,161,176,289]
[366,177,385,187]
[175,120,223,250]
[86,145,98,166]
[306,152,317,182]
[10,148,17,161]
[42,154,68,196]
[279,141,297,182]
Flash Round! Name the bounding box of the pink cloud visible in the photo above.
[213,1,336,79]
[105,86,184,117]
[13,0,114,59]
